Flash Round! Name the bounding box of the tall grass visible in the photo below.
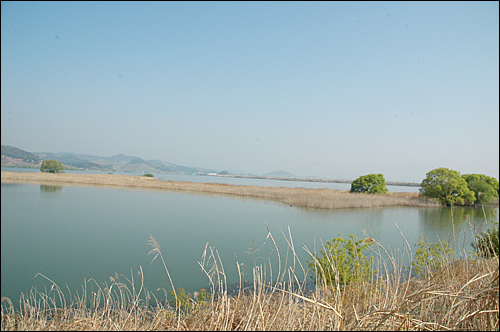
[2,218,498,331]
[1,171,440,209]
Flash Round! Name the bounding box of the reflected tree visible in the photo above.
[40,185,63,193]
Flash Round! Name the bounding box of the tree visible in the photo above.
[467,181,497,205]
[419,168,474,206]
[462,173,499,205]
[350,173,388,194]
[40,159,65,174]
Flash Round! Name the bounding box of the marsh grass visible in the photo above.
[2,218,498,331]
[1,171,440,209]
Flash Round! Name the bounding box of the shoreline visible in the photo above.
[1,165,421,187]
[1,171,439,209]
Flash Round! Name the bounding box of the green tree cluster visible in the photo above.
[350,173,388,195]
[420,168,498,206]
[40,159,65,174]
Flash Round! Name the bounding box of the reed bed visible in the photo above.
[1,171,440,209]
[1,224,498,331]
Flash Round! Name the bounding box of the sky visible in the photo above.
[1,1,498,182]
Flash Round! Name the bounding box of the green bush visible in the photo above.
[169,288,210,312]
[307,234,375,286]
[420,168,475,206]
[143,173,154,177]
[412,237,453,278]
[462,173,499,199]
[461,173,499,205]
[472,221,499,258]
[40,159,65,174]
[467,181,497,205]
[350,174,388,195]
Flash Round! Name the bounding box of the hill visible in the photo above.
[1,145,219,174]
[1,145,41,164]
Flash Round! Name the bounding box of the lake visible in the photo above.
[1,180,497,305]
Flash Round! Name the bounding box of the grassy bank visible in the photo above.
[1,227,498,331]
[1,171,440,209]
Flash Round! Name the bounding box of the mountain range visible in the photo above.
[1,145,217,175]
[1,145,429,183]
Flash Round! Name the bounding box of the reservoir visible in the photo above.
[1,178,497,304]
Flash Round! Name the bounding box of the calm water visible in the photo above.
[1,182,497,304]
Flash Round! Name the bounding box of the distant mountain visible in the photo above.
[262,170,297,178]
[0,145,222,175]
[102,154,139,164]
[1,145,41,163]
[36,152,84,164]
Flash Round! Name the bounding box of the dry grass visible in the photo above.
[1,171,440,209]
[1,227,498,331]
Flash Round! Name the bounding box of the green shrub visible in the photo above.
[412,237,453,278]
[143,173,154,177]
[420,168,475,206]
[467,180,497,205]
[169,288,210,312]
[307,234,375,286]
[472,220,499,258]
[40,159,65,174]
[462,173,499,199]
[350,174,388,195]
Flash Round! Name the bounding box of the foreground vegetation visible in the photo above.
[1,217,498,331]
[1,171,440,209]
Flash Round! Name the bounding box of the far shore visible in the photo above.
[1,171,440,209]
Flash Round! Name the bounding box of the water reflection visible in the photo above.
[40,185,63,193]
[418,206,497,238]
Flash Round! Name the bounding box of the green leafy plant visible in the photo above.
[472,220,499,258]
[462,174,499,197]
[307,234,375,286]
[420,168,475,206]
[462,173,499,205]
[169,287,210,312]
[350,173,388,194]
[467,181,496,205]
[40,159,65,174]
[143,173,154,177]
[412,237,453,278]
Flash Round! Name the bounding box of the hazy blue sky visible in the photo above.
[2,1,498,181]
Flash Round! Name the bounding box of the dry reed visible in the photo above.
[1,171,440,209]
[1,223,498,331]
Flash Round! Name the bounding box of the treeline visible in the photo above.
[420,168,499,206]
[350,169,499,206]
